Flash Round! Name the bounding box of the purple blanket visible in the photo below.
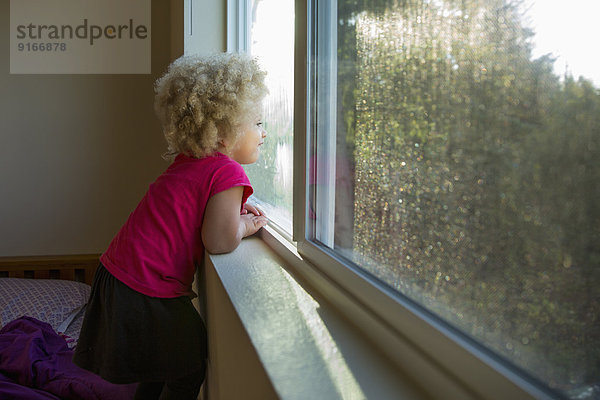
[0,316,136,400]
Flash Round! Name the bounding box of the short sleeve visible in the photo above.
[210,159,254,208]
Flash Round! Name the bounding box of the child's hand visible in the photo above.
[241,213,268,237]
[242,203,266,217]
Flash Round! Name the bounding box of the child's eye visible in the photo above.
[256,122,263,127]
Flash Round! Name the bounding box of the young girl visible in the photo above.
[73,53,269,400]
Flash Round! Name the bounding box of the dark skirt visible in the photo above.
[73,263,207,384]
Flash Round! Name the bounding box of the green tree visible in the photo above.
[338,0,600,392]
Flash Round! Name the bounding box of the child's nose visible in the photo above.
[261,128,267,138]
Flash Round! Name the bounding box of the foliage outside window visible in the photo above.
[308,0,599,398]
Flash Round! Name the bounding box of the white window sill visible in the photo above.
[201,228,428,399]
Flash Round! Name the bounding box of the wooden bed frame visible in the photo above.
[0,254,100,285]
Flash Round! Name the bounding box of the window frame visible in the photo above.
[226,0,251,52]
[229,0,561,398]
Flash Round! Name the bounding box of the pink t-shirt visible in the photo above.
[100,152,253,298]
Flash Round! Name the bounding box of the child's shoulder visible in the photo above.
[151,152,250,200]
[168,152,245,179]
[173,152,236,167]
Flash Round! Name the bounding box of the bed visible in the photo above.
[0,256,137,399]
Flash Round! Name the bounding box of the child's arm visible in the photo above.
[202,186,268,254]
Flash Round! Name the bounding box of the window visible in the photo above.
[300,0,600,399]
[228,0,295,234]
[230,0,599,398]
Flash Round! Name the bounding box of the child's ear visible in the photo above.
[218,138,233,154]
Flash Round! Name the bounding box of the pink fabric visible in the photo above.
[101,152,253,298]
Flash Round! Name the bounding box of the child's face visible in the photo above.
[229,116,267,164]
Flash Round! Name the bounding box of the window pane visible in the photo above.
[244,0,294,232]
[310,0,600,397]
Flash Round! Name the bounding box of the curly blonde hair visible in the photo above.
[154,53,268,159]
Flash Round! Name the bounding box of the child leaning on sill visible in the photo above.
[73,52,269,400]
